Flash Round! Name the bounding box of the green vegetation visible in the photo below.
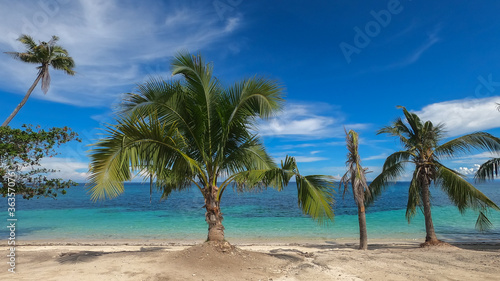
[475,158,500,181]
[369,106,500,245]
[339,129,370,250]
[2,35,75,127]
[0,125,80,199]
[87,52,335,242]
[475,106,500,182]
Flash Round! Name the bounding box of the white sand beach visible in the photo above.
[2,239,500,280]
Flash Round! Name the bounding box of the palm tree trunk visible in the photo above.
[2,73,43,127]
[357,204,368,250]
[205,185,225,242]
[421,176,439,243]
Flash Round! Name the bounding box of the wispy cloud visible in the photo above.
[294,156,329,163]
[40,157,89,182]
[451,151,500,164]
[414,96,500,137]
[364,153,389,161]
[258,102,369,139]
[388,25,441,68]
[0,0,241,107]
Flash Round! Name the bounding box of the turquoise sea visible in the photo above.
[2,181,500,243]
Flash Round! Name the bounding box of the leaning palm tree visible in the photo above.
[339,129,370,250]
[88,52,334,242]
[2,34,75,127]
[369,106,500,246]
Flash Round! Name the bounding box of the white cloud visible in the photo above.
[414,96,500,137]
[258,103,369,139]
[0,0,241,107]
[394,27,440,67]
[451,151,500,164]
[294,156,329,163]
[455,164,480,176]
[364,153,388,161]
[39,157,89,182]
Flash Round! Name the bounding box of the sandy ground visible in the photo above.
[1,240,500,281]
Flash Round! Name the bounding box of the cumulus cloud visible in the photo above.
[0,0,241,107]
[414,96,500,137]
[455,164,480,176]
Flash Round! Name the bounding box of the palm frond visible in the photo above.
[435,163,499,212]
[40,65,51,94]
[436,132,500,158]
[87,114,199,201]
[435,163,499,230]
[18,34,37,50]
[475,157,500,182]
[476,211,493,232]
[295,174,335,224]
[405,171,422,221]
[367,152,409,205]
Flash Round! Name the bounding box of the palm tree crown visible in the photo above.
[3,34,75,127]
[369,106,500,244]
[6,34,75,94]
[88,52,334,241]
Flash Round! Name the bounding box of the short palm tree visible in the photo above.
[88,52,334,242]
[369,106,500,246]
[3,34,75,127]
[339,129,370,250]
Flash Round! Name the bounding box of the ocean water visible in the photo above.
[1,181,500,243]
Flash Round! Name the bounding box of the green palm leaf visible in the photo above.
[475,157,500,181]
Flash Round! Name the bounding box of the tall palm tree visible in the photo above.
[2,34,75,127]
[369,106,500,246]
[87,52,334,242]
[339,129,370,250]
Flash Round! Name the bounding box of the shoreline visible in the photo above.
[4,236,500,246]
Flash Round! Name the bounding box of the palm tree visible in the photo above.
[369,106,500,246]
[87,52,334,242]
[2,34,75,127]
[339,129,370,250]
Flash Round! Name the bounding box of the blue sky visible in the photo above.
[1,0,500,182]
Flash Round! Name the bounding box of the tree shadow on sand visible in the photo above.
[57,247,166,264]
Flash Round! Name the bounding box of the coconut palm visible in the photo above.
[339,129,370,250]
[2,34,75,127]
[87,52,334,242]
[369,106,500,246]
